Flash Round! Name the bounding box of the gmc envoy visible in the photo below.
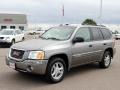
[6,25,115,83]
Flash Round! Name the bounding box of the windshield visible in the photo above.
[40,27,75,40]
[0,30,14,35]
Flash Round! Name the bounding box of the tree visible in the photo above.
[82,19,97,26]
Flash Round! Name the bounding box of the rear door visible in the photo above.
[17,30,24,41]
[89,27,104,62]
[15,30,22,42]
[100,28,113,50]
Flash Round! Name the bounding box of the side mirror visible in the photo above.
[73,37,84,43]
[13,33,16,36]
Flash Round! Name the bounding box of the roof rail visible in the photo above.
[97,25,106,27]
[59,24,70,26]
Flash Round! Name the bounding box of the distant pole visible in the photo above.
[62,4,64,17]
[61,3,65,24]
[99,0,103,25]
[60,0,65,24]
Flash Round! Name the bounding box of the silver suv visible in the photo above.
[6,25,115,83]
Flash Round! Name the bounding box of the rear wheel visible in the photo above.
[99,51,112,68]
[45,57,66,83]
[22,37,25,41]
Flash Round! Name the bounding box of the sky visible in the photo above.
[0,0,119,24]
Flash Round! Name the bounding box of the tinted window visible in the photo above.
[10,26,15,29]
[75,28,91,42]
[90,27,103,41]
[19,26,24,30]
[101,28,112,39]
[15,30,21,34]
[1,26,7,29]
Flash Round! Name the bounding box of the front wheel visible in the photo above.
[22,37,25,41]
[99,51,112,68]
[11,39,15,45]
[45,57,66,83]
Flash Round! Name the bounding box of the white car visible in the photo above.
[115,33,120,40]
[24,29,46,35]
[35,30,46,35]
[0,29,25,45]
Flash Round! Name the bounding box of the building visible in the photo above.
[0,13,27,30]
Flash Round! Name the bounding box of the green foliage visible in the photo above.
[82,19,97,26]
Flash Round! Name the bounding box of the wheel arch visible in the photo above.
[104,48,113,58]
[12,38,15,42]
[48,53,69,71]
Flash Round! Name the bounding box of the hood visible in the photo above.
[0,35,12,37]
[11,39,68,50]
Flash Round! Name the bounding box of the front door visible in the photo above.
[71,27,94,67]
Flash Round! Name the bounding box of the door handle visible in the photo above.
[89,45,93,47]
[103,43,107,45]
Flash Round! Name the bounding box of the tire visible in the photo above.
[33,32,36,35]
[11,39,15,45]
[22,37,25,41]
[99,51,112,68]
[45,57,66,83]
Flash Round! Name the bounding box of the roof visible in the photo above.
[58,24,107,28]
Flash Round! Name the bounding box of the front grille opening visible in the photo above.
[11,49,25,59]
[0,37,4,39]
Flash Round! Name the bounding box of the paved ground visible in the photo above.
[0,40,120,90]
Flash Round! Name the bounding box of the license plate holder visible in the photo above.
[9,62,15,69]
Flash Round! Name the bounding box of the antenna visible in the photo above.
[99,0,103,25]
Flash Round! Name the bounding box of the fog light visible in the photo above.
[26,65,33,72]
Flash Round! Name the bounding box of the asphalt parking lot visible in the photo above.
[0,38,120,90]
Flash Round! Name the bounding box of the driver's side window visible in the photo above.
[14,31,18,35]
[74,28,91,42]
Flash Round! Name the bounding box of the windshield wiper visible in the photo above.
[40,36,47,39]
[46,37,61,40]
[40,36,61,40]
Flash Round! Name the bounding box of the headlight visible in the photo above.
[28,51,45,60]
[5,37,10,40]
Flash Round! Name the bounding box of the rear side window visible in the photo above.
[101,28,112,40]
[15,30,21,35]
[90,27,103,41]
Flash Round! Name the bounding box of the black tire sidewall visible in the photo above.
[46,57,66,83]
[11,39,15,45]
[22,37,25,41]
[100,51,111,68]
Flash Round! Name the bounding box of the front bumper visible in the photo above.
[0,39,11,44]
[6,56,48,75]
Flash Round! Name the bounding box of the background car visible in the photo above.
[112,31,120,40]
[0,29,25,45]
[115,33,120,40]
[24,29,46,35]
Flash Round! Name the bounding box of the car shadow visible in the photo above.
[66,63,102,78]
[0,44,10,48]
[5,71,50,87]
[2,63,104,89]
[9,63,100,84]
